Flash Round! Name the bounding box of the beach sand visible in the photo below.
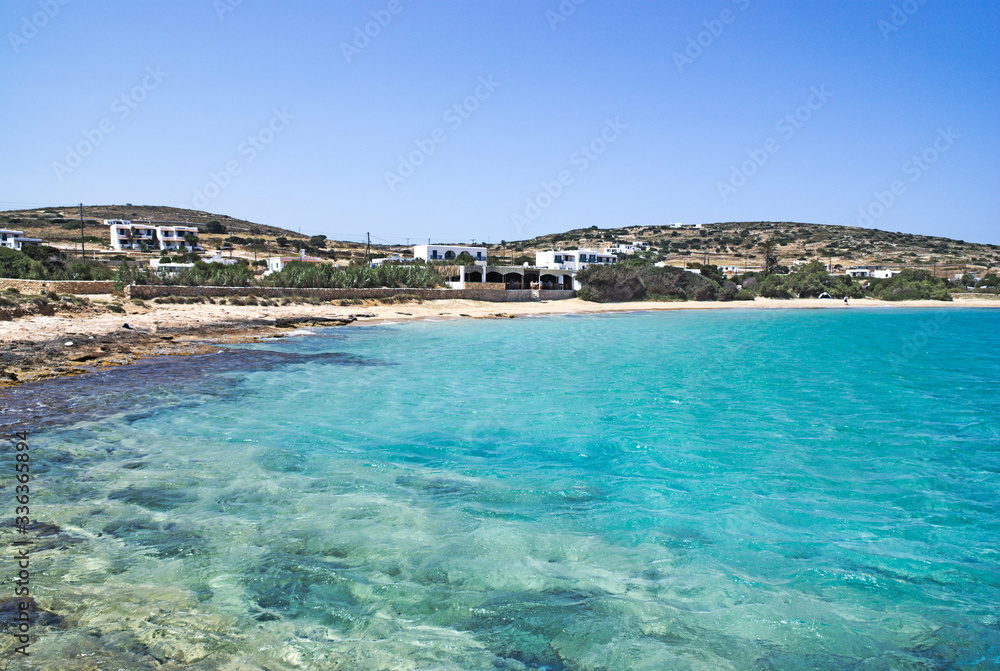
[1,295,997,386]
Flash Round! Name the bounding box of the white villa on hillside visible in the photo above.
[603,241,649,255]
[0,229,43,251]
[845,265,901,279]
[108,220,200,251]
[413,244,487,265]
[535,249,616,271]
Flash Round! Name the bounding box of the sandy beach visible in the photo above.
[1,295,997,387]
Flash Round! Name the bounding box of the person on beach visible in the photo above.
[844,296,849,305]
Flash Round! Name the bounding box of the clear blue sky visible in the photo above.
[2,1,997,245]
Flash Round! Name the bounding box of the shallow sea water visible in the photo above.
[2,309,999,670]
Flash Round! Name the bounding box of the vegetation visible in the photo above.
[261,262,443,289]
[754,261,864,299]
[0,245,114,281]
[867,269,953,301]
[114,260,254,289]
[577,258,955,303]
[576,261,717,302]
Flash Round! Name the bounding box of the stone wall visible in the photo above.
[538,289,577,300]
[0,278,116,295]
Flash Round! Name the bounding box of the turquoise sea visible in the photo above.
[2,308,999,670]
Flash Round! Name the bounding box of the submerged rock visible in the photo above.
[0,597,63,631]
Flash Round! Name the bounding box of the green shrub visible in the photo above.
[263,263,443,290]
[867,269,953,301]
[576,264,713,302]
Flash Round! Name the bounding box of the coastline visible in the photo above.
[2,295,997,387]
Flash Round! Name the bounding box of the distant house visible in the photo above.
[149,259,195,274]
[204,253,240,266]
[264,252,327,275]
[0,229,43,251]
[846,265,899,279]
[413,244,487,264]
[536,249,616,270]
[603,241,648,255]
[720,265,741,274]
[371,253,411,266]
[108,220,200,251]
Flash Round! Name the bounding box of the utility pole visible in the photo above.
[364,232,371,264]
[79,203,85,261]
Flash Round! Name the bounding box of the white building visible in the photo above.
[412,244,487,265]
[264,253,327,275]
[204,253,240,266]
[603,241,649,255]
[845,265,900,279]
[371,253,411,266]
[108,220,200,251]
[149,259,195,274]
[535,249,616,270]
[156,225,200,251]
[0,229,43,251]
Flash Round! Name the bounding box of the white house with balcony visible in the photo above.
[0,229,43,251]
[156,225,200,250]
[108,220,201,251]
[413,244,487,265]
[535,249,616,271]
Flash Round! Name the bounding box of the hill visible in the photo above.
[0,205,375,262]
[504,222,1000,276]
[2,206,996,276]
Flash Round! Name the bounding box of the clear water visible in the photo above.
[3,309,999,670]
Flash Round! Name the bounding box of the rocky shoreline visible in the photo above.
[0,314,359,387]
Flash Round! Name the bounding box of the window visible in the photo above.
[554,255,563,263]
